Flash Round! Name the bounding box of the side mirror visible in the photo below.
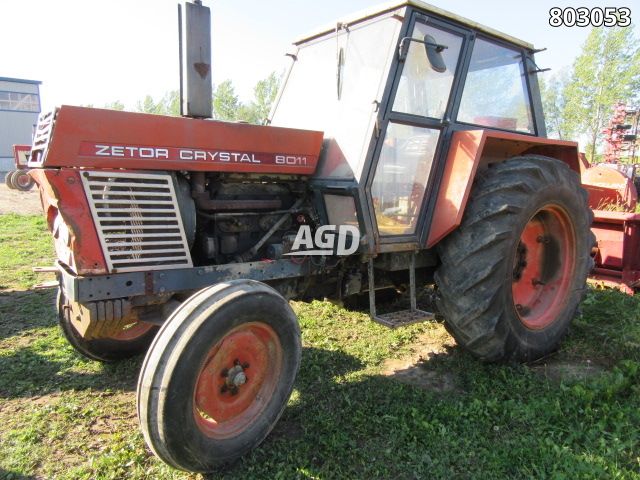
[423,34,447,73]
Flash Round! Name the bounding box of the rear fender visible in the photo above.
[426,130,580,248]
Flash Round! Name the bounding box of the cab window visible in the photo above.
[458,39,534,133]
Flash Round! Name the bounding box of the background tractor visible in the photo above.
[4,144,34,191]
[27,1,594,473]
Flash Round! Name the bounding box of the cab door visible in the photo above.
[364,13,469,250]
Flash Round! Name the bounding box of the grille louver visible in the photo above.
[29,109,56,165]
[81,171,193,272]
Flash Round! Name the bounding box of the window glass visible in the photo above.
[393,23,463,119]
[271,14,402,180]
[371,123,439,235]
[324,194,359,228]
[458,39,533,132]
[0,92,39,112]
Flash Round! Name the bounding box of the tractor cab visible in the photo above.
[270,0,545,253]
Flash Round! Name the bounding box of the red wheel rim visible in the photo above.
[111,321,154,341]
[511,204,576,330]
[193,322,283,439]
[16,173,31,187]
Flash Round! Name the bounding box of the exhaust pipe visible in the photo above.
[179,1,212,118]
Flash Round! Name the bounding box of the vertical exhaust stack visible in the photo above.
[180,0,213,118]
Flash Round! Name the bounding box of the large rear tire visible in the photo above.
[435,156,594,362]
[137,280,301,473]
[57,289,159,362]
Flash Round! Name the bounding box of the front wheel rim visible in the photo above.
[511,204,576,330]
[193,322,283,439]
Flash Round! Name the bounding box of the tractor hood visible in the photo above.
[29,105,323,175]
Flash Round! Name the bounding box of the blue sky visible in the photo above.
[1,0,637,111]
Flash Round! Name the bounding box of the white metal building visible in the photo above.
[0,77,41,172]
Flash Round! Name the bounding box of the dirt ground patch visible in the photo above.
[382,330,460,393]
[531,358,608,383]
[0,182,42,215]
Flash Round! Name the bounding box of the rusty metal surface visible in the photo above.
[59,258,325,303]
[182,1,212,118]
[66,297,134,339]
[29,168,108,275]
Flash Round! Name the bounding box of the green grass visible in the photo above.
[0,214,55,290]
[1,215,639,479]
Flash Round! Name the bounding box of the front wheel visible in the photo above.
[137,280,301,473]
[57,289,159,362]
[435,156,594,362]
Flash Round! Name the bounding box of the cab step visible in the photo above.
[373,308,434,328]
[368,253,434,328]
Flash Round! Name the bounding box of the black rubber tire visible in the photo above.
[435,155,594,362]
[11,170,35,191]
[57,289,159,362]
[137,280,301,473]
[4,171,16,189]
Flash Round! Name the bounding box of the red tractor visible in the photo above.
[28,1,594,473]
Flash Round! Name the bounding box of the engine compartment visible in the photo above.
[185,172,313,265]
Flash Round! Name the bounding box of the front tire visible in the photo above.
[57,289,159,362]
[435,156,594,362]
[137,280,301,473]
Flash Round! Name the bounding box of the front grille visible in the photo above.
[30,109,56,166]
[81,171,193,273]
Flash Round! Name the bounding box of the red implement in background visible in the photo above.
[582,164,638,211]
[579,152,640,294]
[590,210,640,295]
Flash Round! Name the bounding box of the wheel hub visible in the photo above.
[193,322,283,439]
[511,205,576,330]
[221,360,250,394]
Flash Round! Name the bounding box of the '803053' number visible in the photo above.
[549,7,631,27]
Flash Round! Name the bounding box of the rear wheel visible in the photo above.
[4,171,16,189]
[137,280,301,473]
[57,289,159,362]
[11,170,34,191]
[435,156,594,362]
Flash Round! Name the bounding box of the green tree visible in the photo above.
[212,80,240,121]
[135,92,180,116]
[104,100,125,111]
[248,72,281,124]
[159,90,180,116]
[562,26,640,161]
[136,95,164,115]
[212,73,281,124]
[540,69,570,139]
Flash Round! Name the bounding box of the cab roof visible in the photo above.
[294,0,535,50]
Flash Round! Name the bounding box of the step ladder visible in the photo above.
[368,252,434,328]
